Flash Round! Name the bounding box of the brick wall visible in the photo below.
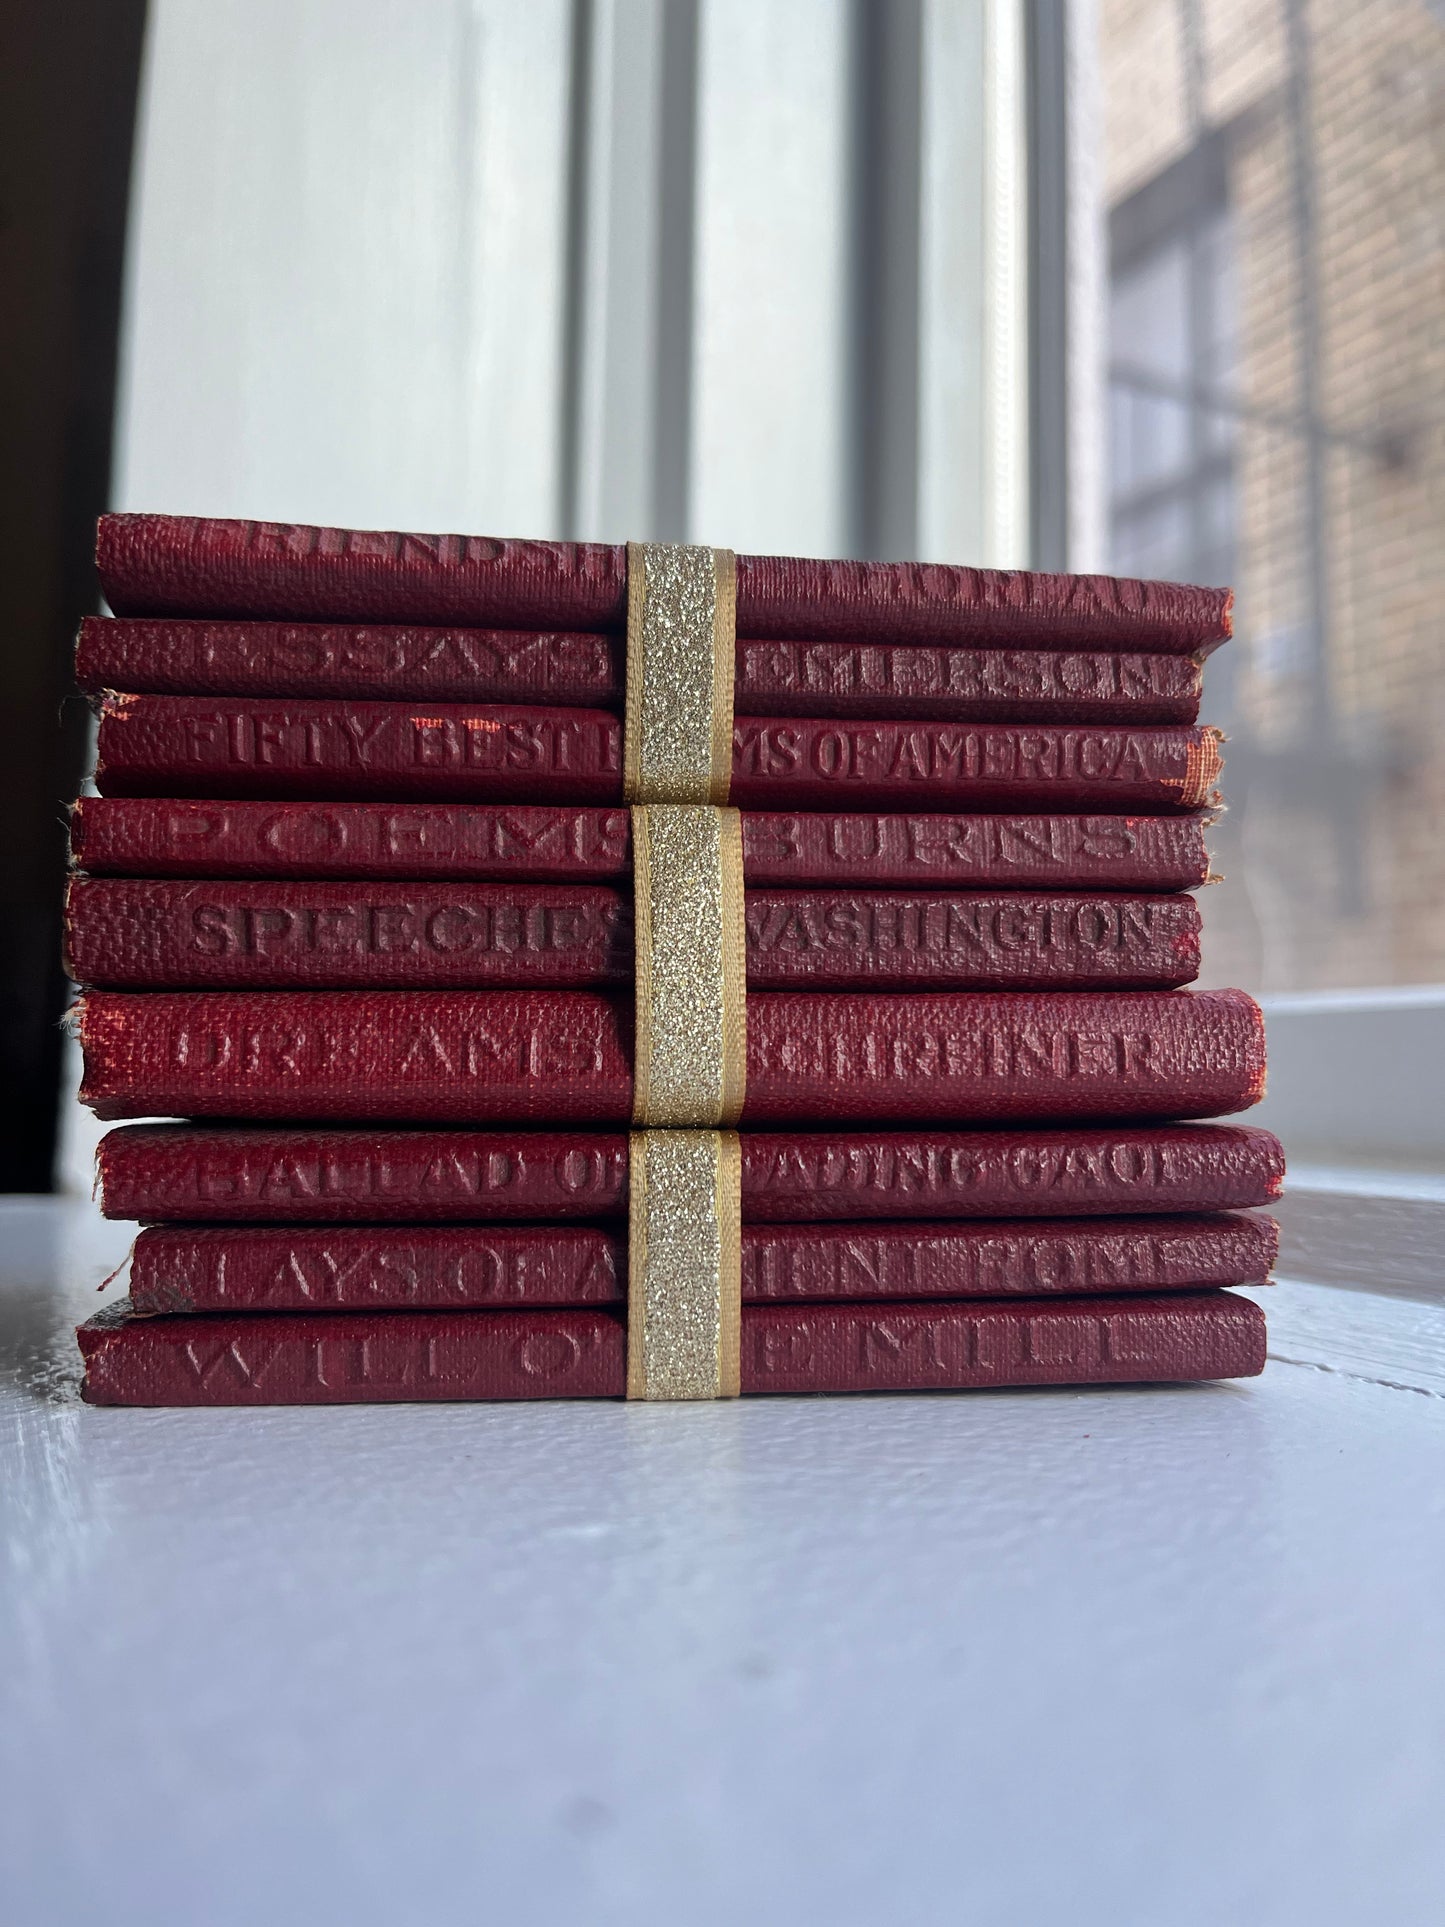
[1100,0,1445,989]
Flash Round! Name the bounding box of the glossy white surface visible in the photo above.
[4,1198,1443,1926]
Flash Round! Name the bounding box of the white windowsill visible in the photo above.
[1268,1159,1445,1304]
[3,1190,1444,1919]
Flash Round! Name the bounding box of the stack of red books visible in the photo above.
[70,516,1278,1403]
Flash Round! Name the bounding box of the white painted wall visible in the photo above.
[113,0,574,536]
[917,0,1030,567]
[689,0,853,556]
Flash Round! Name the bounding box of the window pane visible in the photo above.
[1097,0,1445,993]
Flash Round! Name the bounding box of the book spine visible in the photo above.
[752,1214,1278,1299]
[65,877,634,991]
[70,798,1214,892]
[95,514,1232,653]
[738,1122,1285,1219]
[736,557,1232,654]
[76,616,1202,724]
[745,811,1213,890]
[740,986,1266,1125]
[93,1121,1288,1223]
[125,1214,1277,1315]
[92,694,624,807]
[77,615,623,706]
[65,877,1202,992]
[75,986,1267,1126]
[728,717,1222,812]
[79,1291,1266,1404]
[92,694,1223,814]
[96,516,631,633]
[130,1223,626,1313]
[97,1124,636,1221]
[736,642,1202,722]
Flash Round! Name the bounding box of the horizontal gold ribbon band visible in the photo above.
[624,542,736,804]
[627,1128,742,1400]
[631,802,747,1129]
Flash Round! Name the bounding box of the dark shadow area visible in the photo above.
[0,1,147,1188]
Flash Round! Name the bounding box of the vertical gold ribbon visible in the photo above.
[632,802,747,1128]
[627,1128,742,1399]
[623,541,744,1400]
[624,542,736,804]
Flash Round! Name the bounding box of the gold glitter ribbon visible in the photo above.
[622,543,745,1399]
[631,802,747,1128]
[627,1128,742,1399]
[624,542,737,804]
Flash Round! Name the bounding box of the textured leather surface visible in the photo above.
[92,694,1222,814]
[94,1120,1287,1223]
[741,811,1212,889]
[65,877,1201,992]
[67,877,636,991]
[72,797,636,881]
[81,1287,1263,1410]
[124,1214,1277,1314]
[78,615,623,706]
[93,694,624,807]
[78,1289,1266,1403]
[129,1222,627,1313]
[76,615,1202,725]
[96,514,1232,653]
[97,518,632,632]
[76,986,1267,1125]
[743,987,1266,1124]
[729,719,1220,811]
[70,798,1214,893]
[732,641,1202,721]
[97,1123,636,1220]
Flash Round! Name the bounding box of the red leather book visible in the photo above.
[75,985,1267,1125]
[91,695,1224,814]
[78,1290,1266,1403]
[75,615,1204,724]
[122,1214,1277,1315]
[70,798,1215,893]
[96,514,1232,654]
[93,1121,1287,1224]
[64,876,1202,992]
